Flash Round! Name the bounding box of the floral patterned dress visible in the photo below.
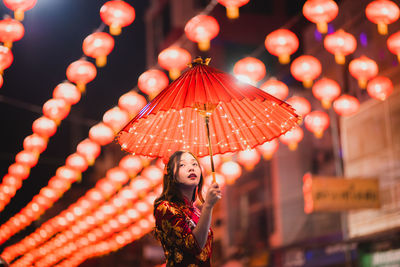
[154,199,213,267]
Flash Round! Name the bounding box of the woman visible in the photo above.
[154,150,221,267]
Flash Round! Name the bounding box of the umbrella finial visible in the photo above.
[188,57,211,67]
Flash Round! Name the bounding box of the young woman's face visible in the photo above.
[176,152,201,187]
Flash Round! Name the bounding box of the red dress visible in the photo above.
[154,199,213,267]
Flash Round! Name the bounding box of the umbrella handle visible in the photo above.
[205,115,217,184]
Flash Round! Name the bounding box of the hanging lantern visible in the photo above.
[76,138,101,165]
[260,78,289,100]
[66,59,97,93]
[86,188,105,205]
[237,149,261,171]
[100,1,135,36]
[312,78,341,108]
[217,0,249,19]
[257,139,279,160]
[23,134,48,154]
[366,0,399,35]
[265,29,299,64]
[138,69,169,99]
[42,98,71,124]
[106,167,129,187]
[141,166,164,186]
[89,123,114,146]
[15,150,39,168]
[158,47,191,80]
[118,91,147,119]
[82,32,114,67]
[367,76,393,101]
[219,161,242,185]
[0,18,24,48]
[349,56,379,88]
[96,180,118,199]
[304,111,330,138]
[286,96,312,117]
[303,0,339,34]
[8,163,30,180]
[56,166,80,183]
[0,46,13,74]
[233,57,266,83]
[279,126,304,150]
[333,94,360,116]
[184,15,219,51]
[2,174,22,190]
[3,0,37,21]
[119,155,142,177]
[290,55,321,88]
[387,30,400,62]
[102,107,129,133]
[32,116,57,138]
[53,82,81,105]
[66,153,88,172]
[324,30,357,64]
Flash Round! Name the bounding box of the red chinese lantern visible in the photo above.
[367,76,393,101]
[96,180,117,199]
[42,98,71,124]
[15,150,39,168]
[106,167,129,187]
[56,166,80,184]
[184,15,219,51]
[333,94,360,116]
[265,29,299,64]
[66,59,97,93]
[0,46,13,74]
[100,1,135,36]
[304,110,330,138]
[89,123,114,146]
[290,55,321,87]
[279,126,304,150]
[118,91,147,119]
[158,47,191,80]
[141,166,163,186]
[119,155,142,177]
[23,134,48,154]
[3,0,37,21]
[66,153,88,172]
[138,69,169,99]
[219,161,242,185]
[102,107,129,133]
[366,0,399,35]
[217,0,249,19]
[260,78,289,100]
[8,163,30,180]
[76,138,101,165]
[349,56,379,88]
[286,96,311,117]
[39,187,60,202]
[2,174,22,190]
[0,18,24,48]
[303,0,339,33]
[387,30,400,62]
[53,82,81,105]
[324,30,357,64]
[32,116,57,138]
[82,32,114,67]
[312,78,341,108]
[257,139,279,160]
[48,176,71,194]
[233,57,266,83]
[237,149,261,171]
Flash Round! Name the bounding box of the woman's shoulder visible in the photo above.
[155,200,182,216]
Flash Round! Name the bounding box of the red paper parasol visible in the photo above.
[118,58,299,180]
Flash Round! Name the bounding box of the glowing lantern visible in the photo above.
[304,111,330,138]
[324,30,357,64]
[158,46,191,80]
[286,96,311,117]
[82,32,114,67]
[367,76,393,101]
[86,188,105,205]
[53,82,81,105]
[89,123,114,146]
[118,91,147,119]
[119,155,142,177]
[184,15,219,51]
[96,180,117,198]
[138,69,169,99]
[366,0,399,35]
[66,153,88,172]
[333,94,360,116]
[0,18,24,48]
[387,31,400,62]
[48,176,70,194]
[15,150,39,168]
[100,1,135,36]
[76,138,101,165]
[279,126,304,150]
[219,161,242,184]
[32,116,57,138]
[237,149,261,171]
[3,0,37,21]
[0,46,13,74]
[303,0,339,33]
[42,98,70,124]
[233,57,266,83]
[23,134,48,153]
[102,107,129,133]
[257,139,279,160]
[8,163,30,180]
[129,177,151,195]
[260,78,289,100]
[312,78,341,108]
[265,29,299,64]
[141,166,164,185]
[56,166,80,183]
[2,174,22,190]
[349,56,379,88]
[217,0,249,19]
[66,59,97,93]
[290,55,321,88]
[39,187,59,202]
[106,167,129,187]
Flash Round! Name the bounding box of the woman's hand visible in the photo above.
[204,183,221,208]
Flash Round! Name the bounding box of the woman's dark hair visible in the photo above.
[153,151,205,210]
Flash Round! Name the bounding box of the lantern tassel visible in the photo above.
[226,6,239,19]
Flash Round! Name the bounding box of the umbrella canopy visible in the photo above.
[118,58,299,162]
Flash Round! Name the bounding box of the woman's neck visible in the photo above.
[178,184,195,203]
